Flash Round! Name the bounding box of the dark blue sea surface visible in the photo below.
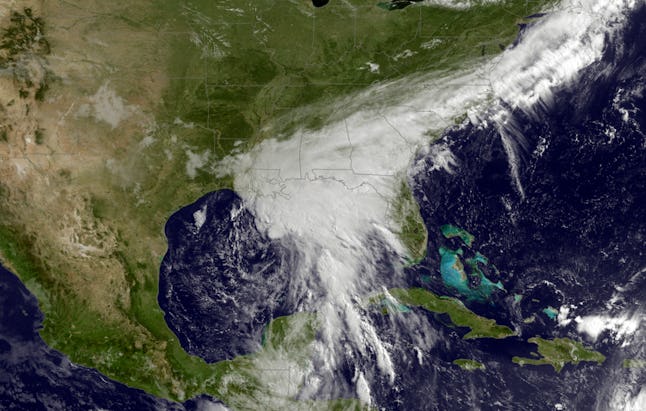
[159,189,294,362]
[385,4,646,410]
[411,7,646,319]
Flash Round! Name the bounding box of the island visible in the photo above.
[440,224,475,247]
[453,359,486,371]
[512,337,605,372]
[380,288,516,339]
[623,359,646,369]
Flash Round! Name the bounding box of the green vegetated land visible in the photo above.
[453,358,486,371]
[623,359,646,369]
[512,337,606,372]
[392,181,428,262]
[188,313,363,410]
[0,0,557,407]
[387,288,516,339]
